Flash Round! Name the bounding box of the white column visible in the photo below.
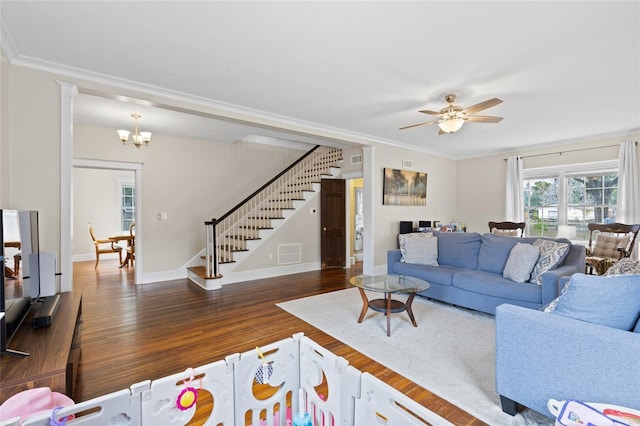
[58,81,77,293]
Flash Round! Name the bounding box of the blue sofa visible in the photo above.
[387,232,585,314]
[496,293,640,418]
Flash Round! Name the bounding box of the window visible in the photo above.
[523,161,618,239]
[567,173,617,239]
[119,179,135,233]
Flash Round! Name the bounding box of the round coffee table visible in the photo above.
[349,274,430,336]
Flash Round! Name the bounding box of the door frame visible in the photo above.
[72,159,143,284]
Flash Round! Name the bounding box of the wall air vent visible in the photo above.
[402,159,413,169]
[278,243,301,265]
[351,154,363,165]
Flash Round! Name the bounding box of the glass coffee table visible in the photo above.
[349,274,430,337]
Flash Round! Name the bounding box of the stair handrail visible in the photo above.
[204,144,323,278]
[218,145,321,223]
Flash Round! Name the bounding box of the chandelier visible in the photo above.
[117,113,151,148]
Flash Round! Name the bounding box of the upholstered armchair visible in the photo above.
[585,222,639,275]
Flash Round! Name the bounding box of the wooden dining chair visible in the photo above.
[88,223,123,268]
[125,222,135,267]
[488,221,526,237]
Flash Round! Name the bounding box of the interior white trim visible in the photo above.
[58,81,77,292]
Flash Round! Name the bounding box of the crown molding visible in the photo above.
[2,42,455,158]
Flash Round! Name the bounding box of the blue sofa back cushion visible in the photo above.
[552,273,640,330]
[477,233,521,274]
[432,232,482,269]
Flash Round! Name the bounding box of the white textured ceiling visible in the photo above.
[2,1,639,159]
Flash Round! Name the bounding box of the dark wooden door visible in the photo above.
[321,179,346,268]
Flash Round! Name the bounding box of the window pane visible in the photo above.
[585,188,602,205]
[604,174,618,187]
[121,185,135,232]
[585,176,602,188]
[604,188,617,205]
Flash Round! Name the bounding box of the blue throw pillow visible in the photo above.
[552,273,640,330]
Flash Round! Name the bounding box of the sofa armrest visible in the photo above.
[539,265,577,304]
[387,250,402,274]
[495,304,640,417]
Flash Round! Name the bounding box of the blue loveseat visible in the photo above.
[387,232,585,314]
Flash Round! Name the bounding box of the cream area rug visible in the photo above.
[276,288,553,426]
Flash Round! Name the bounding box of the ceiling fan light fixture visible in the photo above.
[438,118,465,133]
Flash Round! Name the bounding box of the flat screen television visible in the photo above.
[1,209,40,356]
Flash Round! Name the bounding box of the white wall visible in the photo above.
[1,64,62,262]
[73,123,310,273]
[371,144,457,267]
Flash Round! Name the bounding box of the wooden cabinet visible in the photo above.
[0,291,82,402]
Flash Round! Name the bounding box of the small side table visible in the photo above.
[349,274,430,336]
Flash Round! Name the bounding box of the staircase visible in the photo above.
[187,145,343,290]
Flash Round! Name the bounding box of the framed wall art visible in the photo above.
[383,167,427,206]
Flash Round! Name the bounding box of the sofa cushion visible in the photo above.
[529,239,570,285]
[477,233,520,274]
[551,273,640,330]
[604,258,640,276]
[503,243,540,283]
[400,234,438,266]
[433,232,482,269]
[390,262,456,286]
[452,270,542,303]
[592,234,630,258]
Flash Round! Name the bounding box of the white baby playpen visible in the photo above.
[1,333,454,426]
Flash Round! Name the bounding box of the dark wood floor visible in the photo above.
[73,260,485,425]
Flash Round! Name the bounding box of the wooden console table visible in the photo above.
[0,291,82,403]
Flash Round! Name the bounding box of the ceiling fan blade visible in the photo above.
[399,120,439,130]
[462,98,503,115]
[465,115,503,123]
[418,109,443,116]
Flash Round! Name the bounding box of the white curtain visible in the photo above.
[617,141,640,260]
[505,156,524,222]
[617,141,640,224]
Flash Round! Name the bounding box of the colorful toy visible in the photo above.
[255,346,273,385]
[176,368,199,411]
[293,389,312,426]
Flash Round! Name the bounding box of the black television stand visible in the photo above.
[33,293,61,329]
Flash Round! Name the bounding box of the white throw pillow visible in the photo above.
[503,243,540,283]
[529,239,570,285]
[402,234,439,266]
[398,232,433,262]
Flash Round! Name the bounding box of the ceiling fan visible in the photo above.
[400,94,503,134]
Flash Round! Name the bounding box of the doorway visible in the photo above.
[72,159,143,283]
